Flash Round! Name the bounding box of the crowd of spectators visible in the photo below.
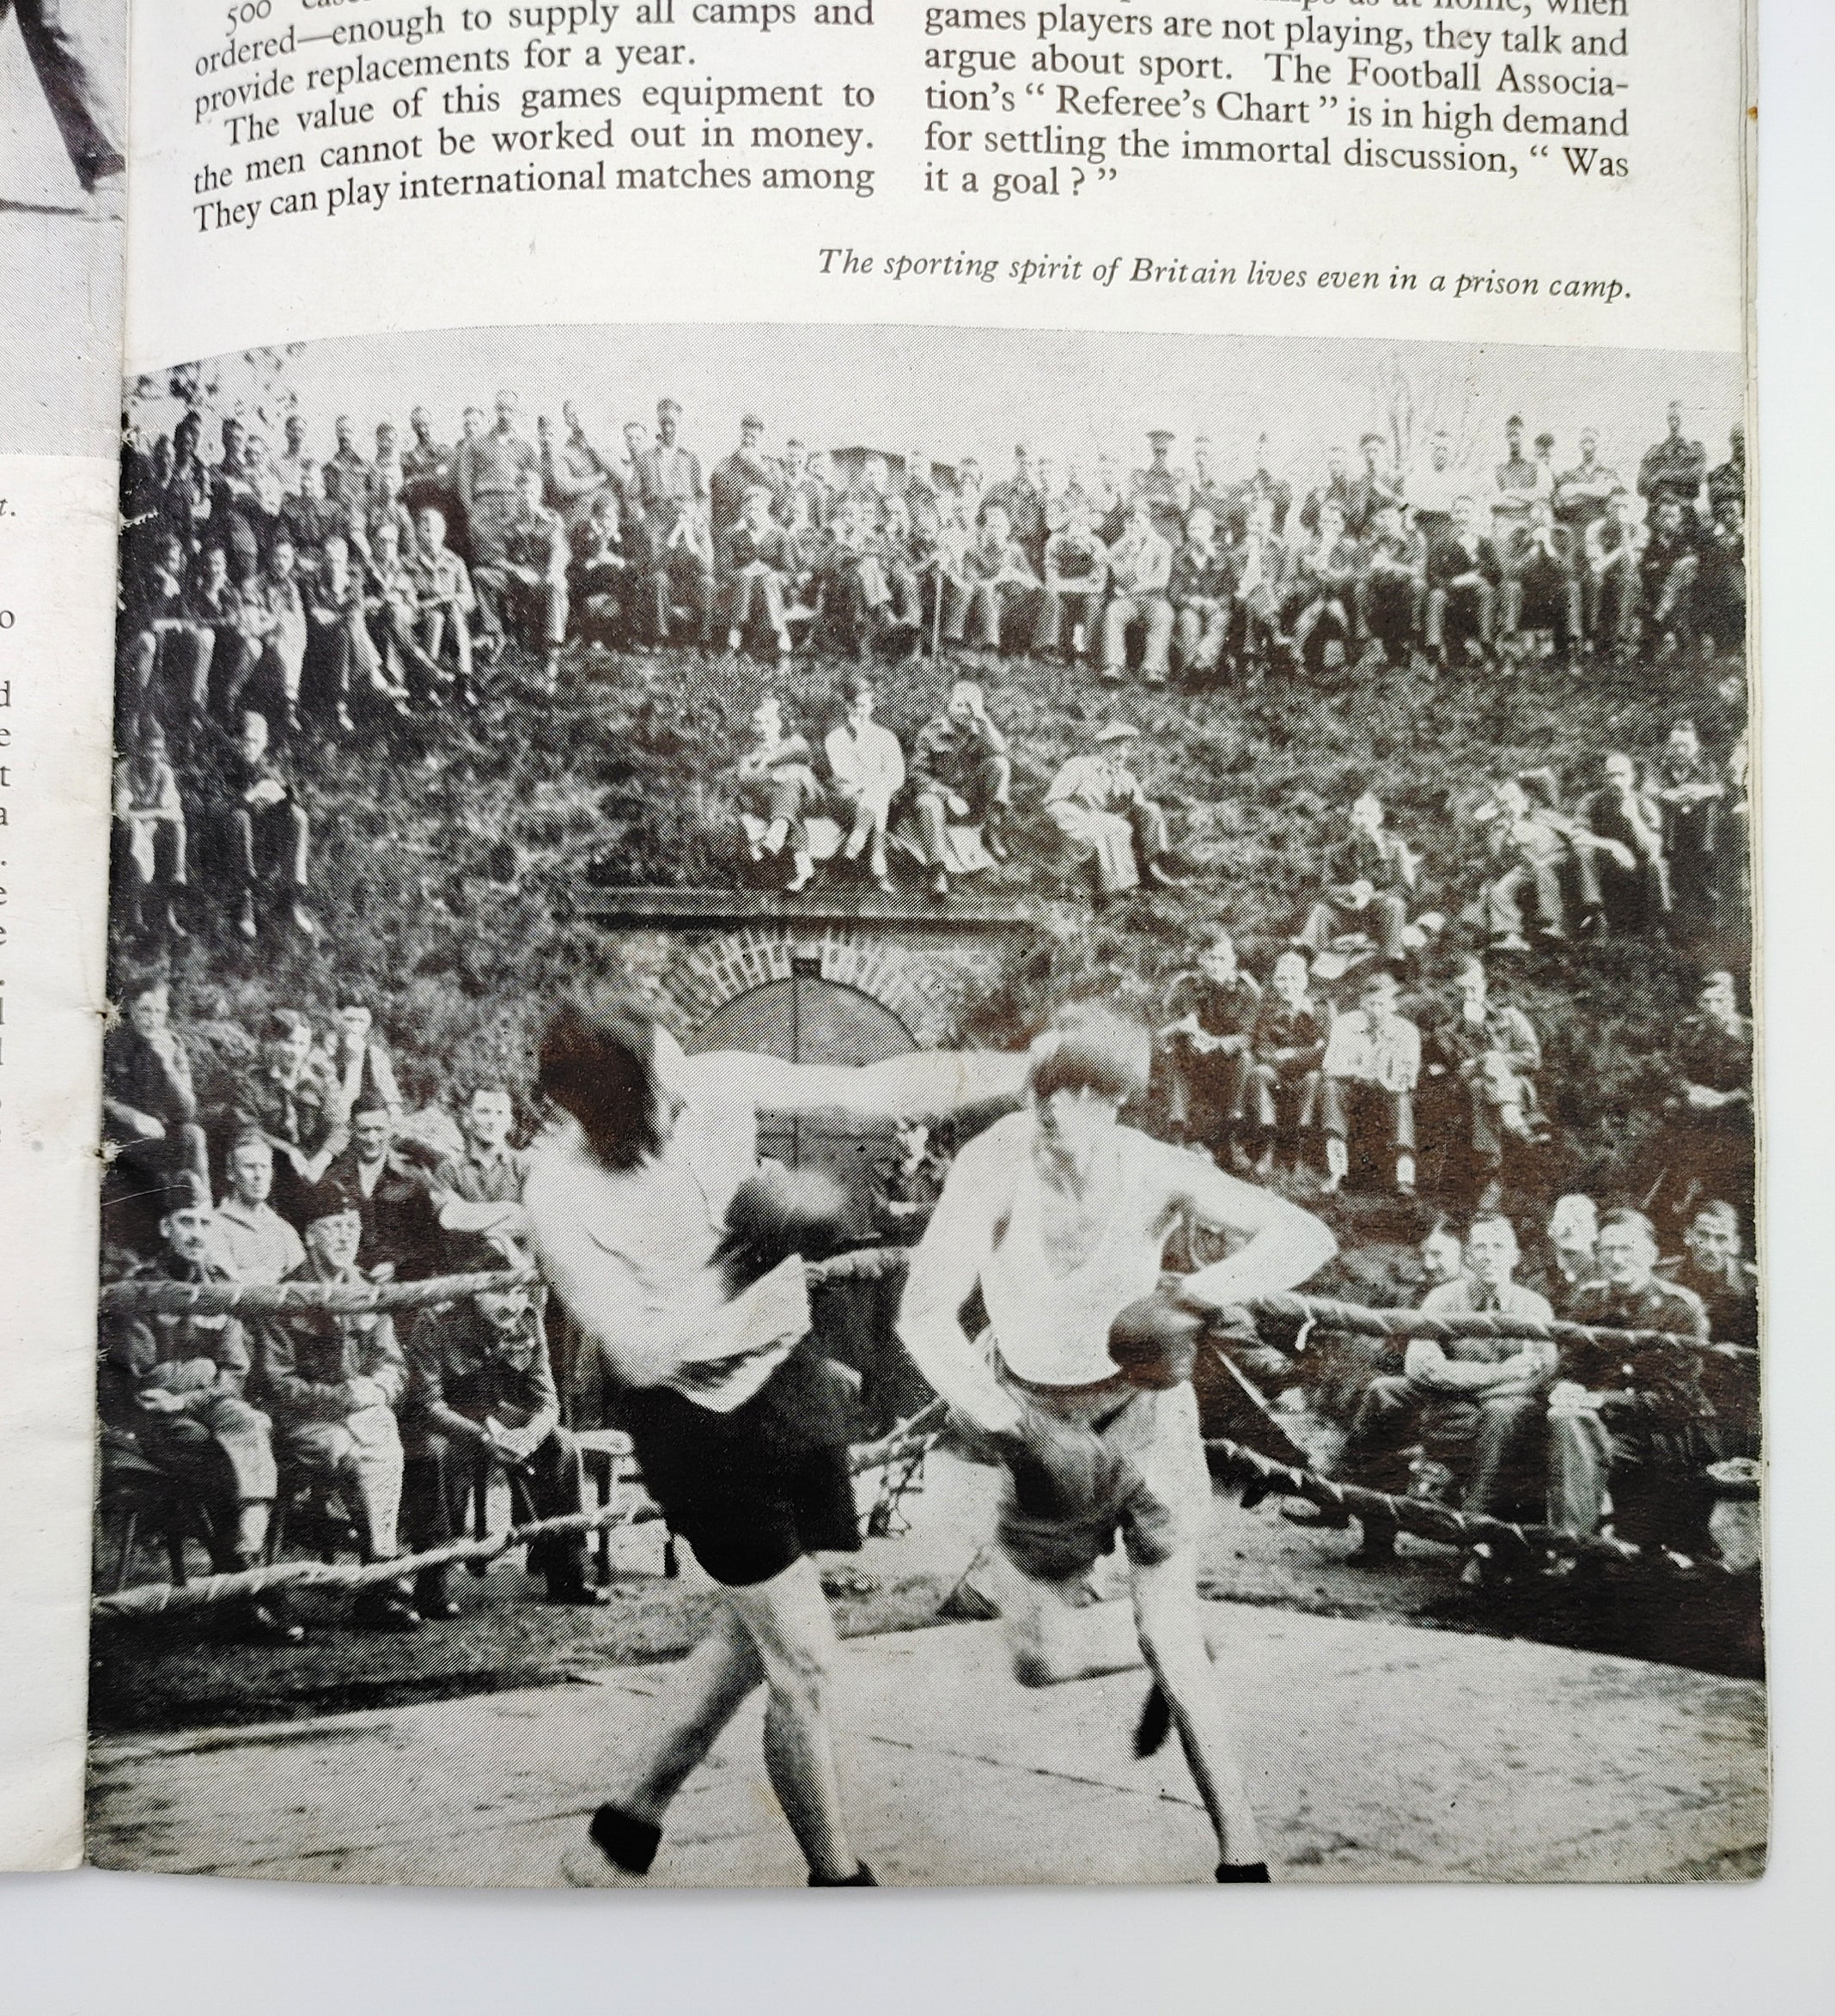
[99,379,1758,1634]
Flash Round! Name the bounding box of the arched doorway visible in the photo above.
[687,963,916,1233]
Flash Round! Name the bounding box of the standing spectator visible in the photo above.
[1659,1200,1759,1353]
[210,710,316,941]
[431,1084,532,1267]
[455,390,540,582]
[1100,499,1175,685]
[1552,428,1621,538]
[542,403,613,527]
[401,406,456,518]
[1650,719,1725,935]
[1537,1194,1601,1319]
[326,997,402,1124]
[631,397,714,649]
[324,1094,442,1283]
[264,1186,419,1631]
[204,1131,307,1286]
[1405,430,1463,551]
[909,679,1013,898]
[1637,401,1707,513]
[985,446,1047,569]
[823,673,905,893]
[1235,948,1327,1179]
[1299,790,1418,968]
[1130,428,1189,546]
[1320,965,1420,1197]
[1045,721,1184,900]
[403,1275,603,1618]
[1345,431,1404,536]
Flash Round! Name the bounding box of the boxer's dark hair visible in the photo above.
[537,992,668,1172]
[1029,1005,1151,1108]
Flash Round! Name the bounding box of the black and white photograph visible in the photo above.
[87,319,1762,1889]
[0,0,125,454]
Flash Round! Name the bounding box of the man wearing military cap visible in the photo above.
[262,1181,418,1630]
[1131,429,1190,547]
[100,1172,298,1642]
[710,411,778,538]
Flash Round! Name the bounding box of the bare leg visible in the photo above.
[601,1604,765,1827]
[728,1555,860,1882]
[1131,1547,1265,1868]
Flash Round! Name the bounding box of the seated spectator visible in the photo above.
[100,1172,298,1642]
[431,1082,532,1269]
[1229,492,1291,678]
[1499,497,1581,668]
[474,464,570,687]
[412,504,479,707]
[735,691,821,894]
[957,502,1038,659]
[1652,969,1754,1229]
[1101,499,1174,685]
[1639,496,1703,663]
[210,710,317,941]
[1035,497,1108,667]
[1299,789,1418,967]
[1045,720,1184,900]
[823,673,905,893]
[112,719,188,941]
[303,530,389,730]
[1161,930,1261,1164]
[1545,1209,1715,1556]
[1471,774,1596,950]
[908,679,1013,898]
[122,533,214,728]
[326,997,403,1124]
[226,1008,345,1226]
[264,1185,419,1630]
[187,543,252,725]
[1659,1200,1759,1353]
[1650,718,1726,936]
[1356,501,1425,670]
[1235,947,1327,1179]
[1582,489,1644,665]
[325,1093,443,1282]
[204,1130,308,1285]
[1427,957,1543,1204]
[1320,965,1420,1197]
[403,1273,603,1618]
[569,484,632,649]
[1424,496,1502,669]
[722,483,796,661]
[1578,752,1669,935]
[1289,1214,1556,1564]
[1537,1193,1601,1319]
[1286,500,1359,675]
[1167,505,1234,685]
[102,978,210,1254]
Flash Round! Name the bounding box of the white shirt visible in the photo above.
[825,718,905,809]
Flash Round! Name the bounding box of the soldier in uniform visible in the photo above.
[263,1184,419,1631]
[1131,429,1189,547]
[1637,400,1707,515]
[1545,1209,1716,1554]
[472,464,570,687]
[1161,932,1261,1166]
[908,679,1013,898]
[101,1173,298,1640]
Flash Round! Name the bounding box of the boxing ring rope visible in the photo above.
[94,1251,1750,1618]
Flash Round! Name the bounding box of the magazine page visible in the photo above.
[0,0,127,1871]
[86,0,1759,1889]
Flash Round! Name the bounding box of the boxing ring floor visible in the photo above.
[88,1597,1766,1887]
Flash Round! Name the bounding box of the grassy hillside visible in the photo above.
[121,634,1749,1221]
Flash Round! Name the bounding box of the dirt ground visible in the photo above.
[88,1445,1762,1739]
